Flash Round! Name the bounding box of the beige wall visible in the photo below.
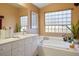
[19,3,39,32]
[0,3,79,36]
[18,7,28,16]
[26,4,40,33]
[17,7,28,27]
[0,3,39,32]
[0,4,19,31]
[39,3,79,36]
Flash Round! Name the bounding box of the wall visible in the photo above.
[0,4,19,31]
[1,3,78,36]
[18,7,28,17]
[18,3,39,33]
[39,3,79,36]
[0,3,39,32]
[17,7,28,29]
[26,4,40,33]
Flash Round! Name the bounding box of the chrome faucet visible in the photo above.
[22,29,26,35]
[40,37,49,43]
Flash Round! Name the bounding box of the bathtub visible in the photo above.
[38,36,79,56]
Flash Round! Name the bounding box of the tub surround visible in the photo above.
[38,36,79,56]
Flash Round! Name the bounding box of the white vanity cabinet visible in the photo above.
[0,35,38,56]
[11,40,24,56]
[0,43,11,56]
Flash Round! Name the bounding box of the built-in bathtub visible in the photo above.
[38,36,79,56]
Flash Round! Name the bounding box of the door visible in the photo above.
[0,19,2,29]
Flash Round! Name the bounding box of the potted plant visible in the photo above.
[66,20,79,44]
[15,24,21,32]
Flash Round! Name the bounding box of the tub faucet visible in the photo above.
[66,25,74,39]
[40,37,49,44]
[43,37,49,40]
[40,39,44,44]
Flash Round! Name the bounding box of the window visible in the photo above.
[20,16,28,31]
[31,12,38,29]
[30,11,38,33]
[45,10,71,33]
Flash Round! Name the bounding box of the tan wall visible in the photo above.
[0,3,39,32]
[26,4,40,33]
[0,4,19,31]
[18,3,39,12]
[17,7,28,27]
[39,3,79,36]
[1,3,78,36]
[18,3,40,32]
[18,7,28,16]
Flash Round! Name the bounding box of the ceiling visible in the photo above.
[32,3,50,8]
[9,3,50,8]
[8,3,24,8]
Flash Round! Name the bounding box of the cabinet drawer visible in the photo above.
[11,40,24,56]
[0,44,11,51]
[0,43,11,56]
[12,48,24,56]
[11,40,24,49]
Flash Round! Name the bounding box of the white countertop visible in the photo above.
[0,33,38,45]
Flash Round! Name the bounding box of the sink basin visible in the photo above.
[12,36,20,38]
[11,35,20,38]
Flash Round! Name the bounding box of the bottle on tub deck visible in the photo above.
[69,41,75,48]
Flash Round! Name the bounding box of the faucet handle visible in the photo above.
[62,33,66,37]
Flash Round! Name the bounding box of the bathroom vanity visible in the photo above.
[0,34,39,56]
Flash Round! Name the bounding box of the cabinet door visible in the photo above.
[0,43,11,56]
[24,36,38,56]
[11,40,24,56]
[31,36,38,55]
[24,37,32,56]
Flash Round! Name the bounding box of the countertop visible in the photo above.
[0,33,38,45]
